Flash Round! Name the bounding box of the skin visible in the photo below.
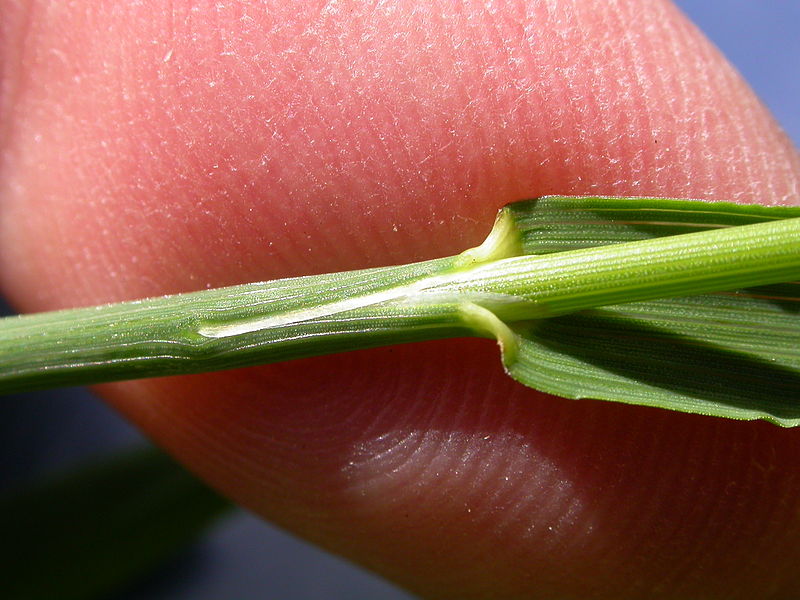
[2,1,800,598]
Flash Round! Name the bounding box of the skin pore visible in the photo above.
[2,1,800,598]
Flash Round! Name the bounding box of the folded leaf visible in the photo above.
[498,197,800,425]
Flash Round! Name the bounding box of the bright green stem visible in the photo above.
[1,207,799,395]
[444,215,800,320]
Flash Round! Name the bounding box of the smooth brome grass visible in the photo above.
[2,196,799,424]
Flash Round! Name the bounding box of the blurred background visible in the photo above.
[1,2,798,598]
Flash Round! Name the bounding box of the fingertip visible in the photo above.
[2,1,800,598]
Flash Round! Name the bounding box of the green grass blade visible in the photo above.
[504,195,800,253]
[2,195,799,425]
[0,447,231,600]
[499,197,800,425]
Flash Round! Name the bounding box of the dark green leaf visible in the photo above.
[0,447,231,600]
[501,197,800,425]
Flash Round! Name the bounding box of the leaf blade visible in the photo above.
[505,195,800,254]
[500,197,800,425]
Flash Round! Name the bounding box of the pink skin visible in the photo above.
[2,1,800,597]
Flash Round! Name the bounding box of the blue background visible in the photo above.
[1,2,797,598]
